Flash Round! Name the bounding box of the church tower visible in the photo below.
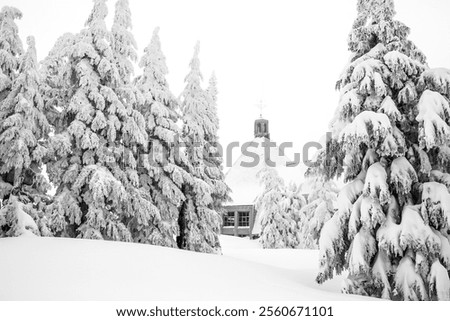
[254,118,270,139]
[222,101,305,238]
[254,99,270,139]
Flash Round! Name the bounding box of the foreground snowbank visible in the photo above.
[0,236,373,300]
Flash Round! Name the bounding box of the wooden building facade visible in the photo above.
[221,205,256,237]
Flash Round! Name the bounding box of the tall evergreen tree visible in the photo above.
[133,27,189,247]
[178,42,222,253]
[0,31,51,236]
[204,72,231,220]
[316,0,450,300]
[0,6,24,207]
[45,0,147,241]
[109,0,160,244]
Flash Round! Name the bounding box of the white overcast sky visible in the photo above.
[6,0,450,167]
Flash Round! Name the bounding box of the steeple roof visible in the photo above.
[224,136,305,206]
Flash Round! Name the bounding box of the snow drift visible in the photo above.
[0,236,374,301]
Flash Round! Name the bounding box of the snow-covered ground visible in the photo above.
[0,235,373,300]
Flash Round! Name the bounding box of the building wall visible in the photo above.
[221,205,256,237]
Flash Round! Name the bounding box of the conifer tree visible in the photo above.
[204,72,231,219]
[299,175,338,249]
[300,147,339,249]
[133,27,188,247]
[45,0,147,241]
[256,167,304,249]
[316,0,450,300]
[281,182,306,246]
[178,42,222,253]
[0,26,51,236]
[109,0,162,244]
[0,6,24,208]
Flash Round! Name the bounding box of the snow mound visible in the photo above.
[0,236,375,301]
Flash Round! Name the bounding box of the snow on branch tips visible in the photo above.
[419,68,450,98]
[389,157,417,199]
[347,228,377,277]
[350,58,387,96]
[398,205,440,255]
[336,178,364,223]
[339,111,391,153]
[379,96,402,122]
[420,182,450,231]
[377,196,402,257]
[363,162,390,205]
[430,170,450,190]
[395,255,428,301]
[429,260,450,301]
[416,90,450,149]
[383,51,424,79]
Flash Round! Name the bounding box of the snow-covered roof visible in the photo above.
[224,137,306,207]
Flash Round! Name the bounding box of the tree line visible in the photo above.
[0,0,230,254]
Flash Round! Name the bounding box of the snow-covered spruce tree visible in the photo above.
[300,147,339,249]
[133,27,189,247]
[0,6,24,208]
[281,182,306,247]
[45,0,148,241]
[299,176,338,249]
[316,0,450,300]
[256,167,303,249]
[204,72,231,219]
[177,42,222,253]
[108,0,163,245]
[0,32,52,237]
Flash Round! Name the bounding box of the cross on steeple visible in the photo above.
[256,99,267,118]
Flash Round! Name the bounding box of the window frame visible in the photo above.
[223,212,235,227]
[238,211,250,227]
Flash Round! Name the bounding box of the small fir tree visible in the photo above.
[300,148,339,249]
[299,175,338,249]
[257,168,304,249]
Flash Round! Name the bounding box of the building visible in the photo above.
[222,117,305,238]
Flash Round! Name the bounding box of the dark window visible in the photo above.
[224,212,235,227]
[238,212,250,227]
